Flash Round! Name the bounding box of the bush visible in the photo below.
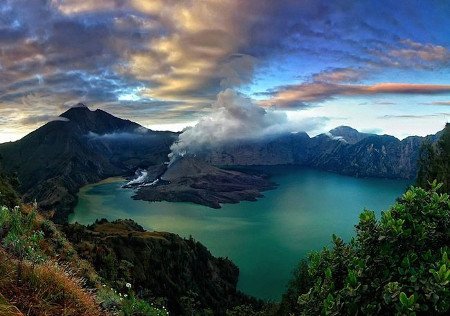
[282,183,450,315]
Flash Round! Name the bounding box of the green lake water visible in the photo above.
[69,166,410,301]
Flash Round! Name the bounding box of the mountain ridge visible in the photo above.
[0,106,443,220]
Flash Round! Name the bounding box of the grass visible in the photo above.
[0,248,104,316]
[0,203,106,316]
[0,293,23,316]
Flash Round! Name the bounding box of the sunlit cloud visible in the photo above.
[262,83,450,108]
[0,0,449,141]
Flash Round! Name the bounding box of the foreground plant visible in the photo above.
[281,182,449,315]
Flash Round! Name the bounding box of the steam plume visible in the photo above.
[169,89,290,163]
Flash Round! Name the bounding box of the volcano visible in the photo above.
[130,156,275,208]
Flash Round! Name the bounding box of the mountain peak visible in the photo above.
[329,126,370,144]
[57,105,142,135]
[73,102,88,108]
[329,126,359,134]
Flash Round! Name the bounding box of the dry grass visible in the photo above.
[0,249,106,316]
[0,293,23,316]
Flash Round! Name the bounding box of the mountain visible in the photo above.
[0,104,177,223]
[200,126,441,179]
[129,157,275,208]
[0,103,443,220]
[328,126,372,144]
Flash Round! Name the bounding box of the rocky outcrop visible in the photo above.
[62,219,261,314]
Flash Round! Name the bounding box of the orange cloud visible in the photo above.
[372,39,450,69]
[262,83,450,108]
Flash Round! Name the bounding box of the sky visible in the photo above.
[1,0,450,143]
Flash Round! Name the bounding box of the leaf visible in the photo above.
[399,292,408,306]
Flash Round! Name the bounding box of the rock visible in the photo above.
[132,157,275,208]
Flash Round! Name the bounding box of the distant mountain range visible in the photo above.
[200,126,440,179]
[0,105,442,221]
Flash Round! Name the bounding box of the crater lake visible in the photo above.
[69,166,410,300]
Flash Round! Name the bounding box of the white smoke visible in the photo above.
[169,89,306,163]
[126,170,148,186]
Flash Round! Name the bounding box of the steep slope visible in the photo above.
[416,123,450,191]
[307,133,424,179]
[199,126,438,179]
[0,104,177,222]
[202,132,311,166]
[62,219,264,314]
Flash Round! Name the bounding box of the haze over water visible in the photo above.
[70,166,410,300]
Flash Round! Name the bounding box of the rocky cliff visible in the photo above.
[198,126,437,179]
[62,219,262,314]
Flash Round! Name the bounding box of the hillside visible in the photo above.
[0,105,177,223]
[0,175,268,315]
[416,123,450,192]
[62,219,266,314]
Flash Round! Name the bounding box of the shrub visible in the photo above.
[282,183,450,315]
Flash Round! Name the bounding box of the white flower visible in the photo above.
[125,282,131,288]
[124,294,128,298]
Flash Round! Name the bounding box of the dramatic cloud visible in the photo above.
[312,68,365,83]
[0,0,450,141]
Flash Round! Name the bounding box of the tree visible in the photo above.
[416,123,450,192]
[281,183,450,315]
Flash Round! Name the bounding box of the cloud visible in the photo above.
[372,39,450,69]
[421,101,450,106]
[19,115,69,126]
[380,114,449,119]
[312,68,365,83]
[262,82,450,108]
[169,88,326,161]
[0,0,450,142]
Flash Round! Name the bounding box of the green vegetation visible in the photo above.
[0,182,168,315]
[0,203,104,315]
[417,123,450,192]
[0,165,19,209]
[280,182,449,315]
